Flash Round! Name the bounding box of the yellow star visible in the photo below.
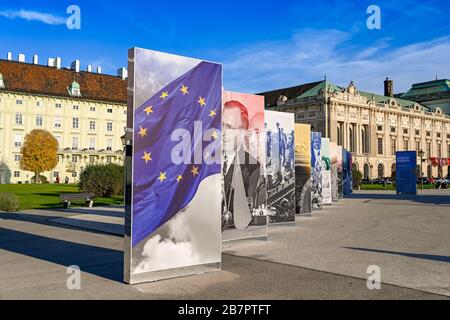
[138,126,147,138]
[180,84,189,95]
[191,166,199,177]
[209,109,216,118]
[198,96,206,107]
[176,175,183,183]
[211,130,219,140]
[144,106,153,115]
[142,151,152,164]
[158,172,167,183]
[160,91,169,100]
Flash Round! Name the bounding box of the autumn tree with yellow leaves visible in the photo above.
[20,130,59,183]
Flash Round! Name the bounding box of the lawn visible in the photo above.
[360,183,436,190]
[0,184,123,211]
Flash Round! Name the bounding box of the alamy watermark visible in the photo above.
[366,5,381,30]
[66,265,81,290]
[366,265,381,290]
[66,5,81,30]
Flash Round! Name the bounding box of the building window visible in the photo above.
[55,103,62,109]
[15,113,23,125]
[426,131,431,137]
[377,138,383,155]
[124,110,127,115]
[107,108,113,113]
[90,106,96,112]
[72,137,78,150]
[447,134,450,139]
[427,142,431,157]
[377,125,383,131]
[14,171,20,178]
[36,101,42,107]
[403,128,408,134]
[36,115,43,127]
[391,139,396,155]
[16,99,23,105]
[107,139,113,151]
[14,154,21,162]
[390,127,396,133]
[437,143,442,158]
[72,118,79,129]
[72,155,78,163]
[106,157,112,164]
[107,122,113,132]
[89,138,96,150]
[296,112,305,120]
[448,145,450,158]
[54,135,61,148]
[72,172,78,178]
[89,156,95,164]
[73,105,79,110]
[89,121,96,130]
[337,122,344,146]
[437,132,441,138]
[53,172,59,178]
[55,117,62,128]
[416,141,420,152]
[404,140,409,151]
[14,134,22,148]
[308,111,316,118]
[349,124,356,152]
[415,130,420,136]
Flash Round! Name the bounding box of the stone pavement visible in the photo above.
[0,189,449,299]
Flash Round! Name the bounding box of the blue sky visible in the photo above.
[1,0,449,94]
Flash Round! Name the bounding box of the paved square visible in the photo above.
[0,189,448,299]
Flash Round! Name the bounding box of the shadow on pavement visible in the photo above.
[0,227,123,282]
[0,212,123,237]
[347,193,450,205]
[344,247,450,263]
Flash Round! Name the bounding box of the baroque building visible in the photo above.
[0,53,128,184]
[259,79,450,179]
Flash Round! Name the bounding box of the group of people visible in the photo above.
[266,123,295,185]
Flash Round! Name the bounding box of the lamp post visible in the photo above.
[418,149,425,190]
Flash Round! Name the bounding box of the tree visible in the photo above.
[352,168,363,189]
[20,130,58,184]
[65,161,77,184]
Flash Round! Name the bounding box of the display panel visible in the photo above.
[265,110,296,224]
[396,151,417,195]
[330,142,339,202]
[294,124,312,215]
[321,138,332,205]
[343,149,353,196]
[125,48,222,283]
[311,132,323,209]
[222,91,268,241]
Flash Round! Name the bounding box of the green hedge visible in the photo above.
[0,192,19,212]
[79,164,124,197]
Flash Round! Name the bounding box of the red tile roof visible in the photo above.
[0,59,127,104]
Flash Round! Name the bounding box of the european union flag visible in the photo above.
[132,61,222,247]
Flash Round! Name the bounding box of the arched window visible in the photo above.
[427,165,432,178]
[391,164,396,178]
[378,164,384,178]
[337,126,341,146]
[364,163,370,179]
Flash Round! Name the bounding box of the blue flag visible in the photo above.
[132,61,222,247]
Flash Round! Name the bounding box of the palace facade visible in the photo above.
[259,78,450,179]
[0,53,128,184]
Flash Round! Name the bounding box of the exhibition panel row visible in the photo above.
[124,48,354,284]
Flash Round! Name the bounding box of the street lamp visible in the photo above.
[418,149,425,190]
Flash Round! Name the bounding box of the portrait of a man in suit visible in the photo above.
[222,100,266,231]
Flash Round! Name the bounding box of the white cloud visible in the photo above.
[0,9,65,25]
[133,175,221,273]
[221,29,450,95]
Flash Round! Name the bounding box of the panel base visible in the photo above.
[125,262,221,284]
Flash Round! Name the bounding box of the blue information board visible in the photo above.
[396,151,417,195]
